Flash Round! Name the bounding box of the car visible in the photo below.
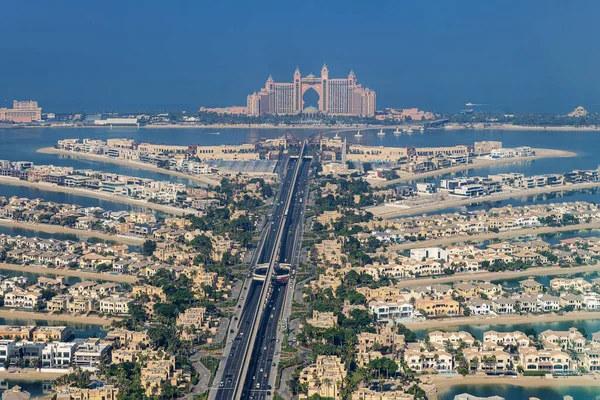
[219,381,224,387]
[256,383,261,389]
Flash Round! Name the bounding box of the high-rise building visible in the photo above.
[246,65,376,117]
[0,101,42,123]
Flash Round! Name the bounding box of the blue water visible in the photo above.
[414,318,600,341]
[0,317,106,339]
[0,268,80,286]
[440,384,600,400]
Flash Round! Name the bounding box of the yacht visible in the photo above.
[394,127,401,135]
[334,131,340,139]
[377,128,385,137]
[354,130,363,138]
[406,127,414,134]
[420,126,425,132]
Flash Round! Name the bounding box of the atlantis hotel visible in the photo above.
[247,64,376,117]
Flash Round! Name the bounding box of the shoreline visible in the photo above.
[0,219,144,246]
[0,262,139,283]
[37,147,220,186]
[0,176,194,216]
[404,310,600,330]
[0,309,118,326]
[0,370,68,381]
[373,148,576,187]
[388,222,600,251]
[370,180,600,218]
[8,122,600,131]
[445,122,600,132]
[395,263,600,288]
[431,375,600,398]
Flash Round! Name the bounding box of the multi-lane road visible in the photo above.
[241,156,310,399]
[213,150,310,400]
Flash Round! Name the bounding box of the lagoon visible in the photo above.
[439,384,600,400]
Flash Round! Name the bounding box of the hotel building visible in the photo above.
[247,64,376,117]
[0,100,42,123]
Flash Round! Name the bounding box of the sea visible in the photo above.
[3,126,600,398]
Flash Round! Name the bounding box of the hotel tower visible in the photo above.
[247,64,376,117]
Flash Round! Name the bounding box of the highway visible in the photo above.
[241,156,310,399]
[213,154,303,400]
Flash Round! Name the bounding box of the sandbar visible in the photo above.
[370,180,600,219]
[373,148,576,188]
[37,147,219,186]
[0,176,196,216]
[404,310,600,330]
[395,264,600,289]
[0,309,119,326]
[388,222,600,251]
[0,219,144,246]
[0,262,138,283]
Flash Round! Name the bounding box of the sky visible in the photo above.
[1,0,600,114]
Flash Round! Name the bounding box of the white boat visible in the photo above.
[377,129,385,137]
[394,127,401,135]
[420,126,425,132]
[334,131,340,139]
[406,128,414,134]
[355,130,363,138]
[204,132,220,135]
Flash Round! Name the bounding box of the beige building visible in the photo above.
[32,326,71,342]
[0,101,42,123]
[305,311,337,329]
[195,144,259,160]
[299,355,347,399]
[352,388,413,400]
[56,385,119,400]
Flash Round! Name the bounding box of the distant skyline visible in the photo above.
[2,0,600,114]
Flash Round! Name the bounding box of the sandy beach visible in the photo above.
[38,147,220,186]
[0,176,196,216]
[404,310,600,330]
[387,222,600,251]
[0,219,144,246]
[373,148,576,188]
[0,370,68,380]
[0,262,138,283]
[0,309,118,326]
[395,264,600,288]
[430,374,600,399]
[370,180,600,219]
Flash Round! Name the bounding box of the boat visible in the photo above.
[334,131,340,139]
[354,130,363,138]
[204,132,220,135]
[406,127,414,134]
[394,127,401,135]
[377,128,385,137]
[420,126,425,132]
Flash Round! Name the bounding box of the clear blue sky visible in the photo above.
[1,0,599,113]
